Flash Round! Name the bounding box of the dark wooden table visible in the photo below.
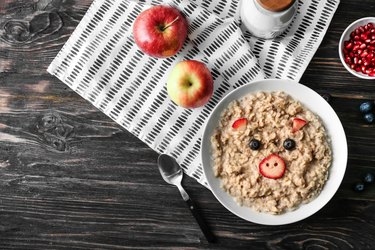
[1,0,375,249]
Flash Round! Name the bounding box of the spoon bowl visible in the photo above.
[157,154,215,242]
[157,154,183,186]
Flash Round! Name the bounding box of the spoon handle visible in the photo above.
[185,197,216,243]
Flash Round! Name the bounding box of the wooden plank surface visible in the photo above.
[1,0,375,249]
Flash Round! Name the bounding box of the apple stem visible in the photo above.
[162,16,180,31]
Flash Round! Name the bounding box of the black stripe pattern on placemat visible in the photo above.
[48,0,340,187]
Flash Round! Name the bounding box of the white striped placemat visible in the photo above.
[48,0,339,187]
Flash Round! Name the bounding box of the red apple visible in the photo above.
[167,60,214,109]
[133,5,188,58]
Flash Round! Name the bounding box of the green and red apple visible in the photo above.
[133,5,188,58]
[167,60,214,109]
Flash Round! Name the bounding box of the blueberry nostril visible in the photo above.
[274,163,278,166]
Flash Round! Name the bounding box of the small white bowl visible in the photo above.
[339,17,375,80]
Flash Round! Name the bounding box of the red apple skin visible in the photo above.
[133,5,188,58]
[167,60,214,109]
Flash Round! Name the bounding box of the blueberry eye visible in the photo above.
[249,139,261,150]
[283,139,296,150]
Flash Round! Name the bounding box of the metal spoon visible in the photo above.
[157,154,215,243]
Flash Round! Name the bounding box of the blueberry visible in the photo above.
[321,93,332,103]
[353,182,365,192]
[360,101,374,113]
[363,172,375,184]
[363,113,375,124]
[249,139,261,150]
[283,139,296,150]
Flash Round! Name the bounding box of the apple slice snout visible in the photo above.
[259,154,286,179]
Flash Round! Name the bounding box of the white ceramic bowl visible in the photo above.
[338,17,375,79]
[201,79,348,225]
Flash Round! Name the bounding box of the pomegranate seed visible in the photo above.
[354,40,362,45]
[369,72,375,77]
[357,49,363,55]
[368,23,374,29]
[354,57,359,64]
[372,35,375,40]
[346,42,353,49]
[359,26,365,33]
[367,53,374,59]
[361,34,368,40]
[355,67,361,72]
[354,35,360,41]
[364,61,370,67]
[350,64,356,69]
[350,52,354,57]
[355,28,361,35]
[362,66,367,73]
[360,43,367,49]
[371,29,375,33]
[353,44,360,51]
[366,69,372,74]
[361,51,369,58]
[368,46,375,50]
[358,59,363,65]
[351,31,356,38]
[365,39,372,44]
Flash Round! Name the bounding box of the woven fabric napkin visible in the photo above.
[48,0,339,186]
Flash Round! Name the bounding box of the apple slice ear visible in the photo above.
[232,118,247,130]
[292,117,307,133]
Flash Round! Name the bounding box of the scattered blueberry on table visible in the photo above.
[363,172,375,184]
[321,93,332,103]
[353,182,365,192]
[364,113,375,124]
[360,101,374,113]
[353,172,375,192]
[359,101,375,124]
[354,102,375,192]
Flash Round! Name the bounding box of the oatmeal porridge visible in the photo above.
[211,91,332,214]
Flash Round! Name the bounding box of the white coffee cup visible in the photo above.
[241,0,298,39]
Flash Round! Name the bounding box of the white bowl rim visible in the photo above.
[338,17,375,80]
[201,79,348,225]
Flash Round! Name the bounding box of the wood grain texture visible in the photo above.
[1,0,375,249]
